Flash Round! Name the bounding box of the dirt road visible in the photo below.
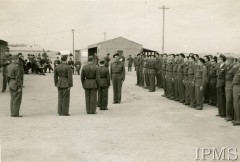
[0,71,239,162]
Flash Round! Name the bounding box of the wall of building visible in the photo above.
[96,37,143,60]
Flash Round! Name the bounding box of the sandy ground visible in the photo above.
[0,70,240,162]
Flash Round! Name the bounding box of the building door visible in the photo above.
[117,50,123,56]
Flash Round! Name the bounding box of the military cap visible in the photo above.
[199,57,205,64]
[189,56,195,61]
[99,59,105,64]
[113,53,119,58]
[179,53,185,58]
[204,55,210,61]
[219,54,226,62]
[61,55,68,61]
[212,56,217,62]
[194,54,199,58]
[170,54,175,57]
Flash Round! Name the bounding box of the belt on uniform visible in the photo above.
[112,72,122,74]
[59,76,68,78]
[86,78,96,79]
[9,78,16,80]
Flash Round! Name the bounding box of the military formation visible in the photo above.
[134,52,240,126]
[1,52,125,117]
[1,51,240,126]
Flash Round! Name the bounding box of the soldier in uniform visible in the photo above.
[75,59,82,75]
[177,53,185,103]
[68,58,75,74]
[143,54,150,89]
[166,54,174,99]
[225,57,237,122]
[54,55,73,116]
[232,66,240,126]
[157,54,162,88]
[110,53,125,104]
[1,53,12,92]
[54,57,61,67]
[18,53,25,86]
[139,53,144,87]
[155,53,161,89]
[148,54,157,92]
[161,54,167,97]
[193,58,207,110]
[93,53,99,66]
[203,56,211,104]
[97,59,110,110]
[216,54,227,117]
[209,57,218,106]
[7,54,23,117]
[127,55,134,72]
[172,54,179,101]
[135,53,141,86]
[104,53,111,68]
[187,56,196,107]
[81,56,99,114]
[183,56,190,105]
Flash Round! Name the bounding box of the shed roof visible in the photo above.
[0,39,8,46]
[88,36,142,48]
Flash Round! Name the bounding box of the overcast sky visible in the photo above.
[0,0,240,54]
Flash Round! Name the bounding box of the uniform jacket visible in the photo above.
[233,68,240,85]
[209,64,218,83]
[148,60,157,74]
[7,62,22,90]
[177,60,184,76]
[1,55,12,76]
[216,64,226,88]
[97,66,110,87]
[225,63,238,89]
[54,63,73,88]
[194,65,207,87]
[127,57,134,65]
[81,62,99,89]
[110,61,126,81]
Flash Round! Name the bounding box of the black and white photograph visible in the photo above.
[0,0,240,161]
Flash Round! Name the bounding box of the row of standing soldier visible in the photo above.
[134,52,240,126]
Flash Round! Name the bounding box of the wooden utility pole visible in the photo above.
[159,5,169,54]
[104,32,106,41]
[72,29,75,61]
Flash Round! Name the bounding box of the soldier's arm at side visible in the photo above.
[81,66,85,85]
[107,69,111,86]
[122,63,126,81]
[16,67,23,91]
[68,66,73,87]
[201,66,207,87]
[54,67,58,87]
